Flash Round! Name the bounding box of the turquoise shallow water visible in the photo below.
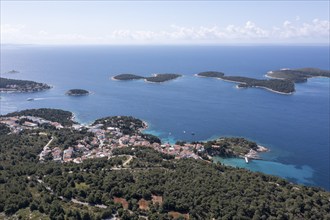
[213,157,315,186]
[1,45,329,190]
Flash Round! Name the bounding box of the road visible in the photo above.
[123,155,133,166]
[44,136,54,148]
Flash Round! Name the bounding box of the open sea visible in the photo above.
[1,45,329,190]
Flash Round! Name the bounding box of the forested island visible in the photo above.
[197,71,295,94]
[1,108,330,219]
[266,67,330,83]
[112,74,145,81]
[0,77,51,93]
[112,73,182,83]
[66,89,90,96]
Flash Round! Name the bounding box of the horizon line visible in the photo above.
[1,43,329,47]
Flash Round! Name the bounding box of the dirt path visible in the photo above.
[123,155,133,166]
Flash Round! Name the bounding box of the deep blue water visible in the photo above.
[1,45,329,190]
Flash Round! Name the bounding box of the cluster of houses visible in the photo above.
[1,115,206,163]
[0,115,63,133]
[0,81,50,92]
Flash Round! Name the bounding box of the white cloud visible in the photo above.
[277,19,330,39]
[38,30,48,36]
[1,24,25,34]
[108,19,328,43]
[224,21,269,39]
[1,19,329,44]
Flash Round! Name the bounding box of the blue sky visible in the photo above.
[1,1,329,45]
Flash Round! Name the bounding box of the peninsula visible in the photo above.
[66,89,90,96]
[112,73,182,83]
[1,109,266,162]
[1,108,329,220]
[197,71,295,94]
[193,137,268,160]
[0,77,51,93]
[266,67,330,83]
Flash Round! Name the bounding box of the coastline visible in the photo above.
[110,76,141,81]
[0,88,52,93]
[254,86,294,95]
[239,145,269,160]
[112,74,182,83]
[71,112,78,124]
[222,79,293,95]
[265,73,330,81]
[144,75,182,84]
[66,93,90,96]
[196,74,294,95]
[217,78,294,95]
[140,120,149,132]
[194,74,209,78]
[257,145,270,152]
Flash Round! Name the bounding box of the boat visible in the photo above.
[245,156,249,163]
[27,98,34,101]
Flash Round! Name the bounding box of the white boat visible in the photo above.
[27,98,34,101]
[245,156,249,163]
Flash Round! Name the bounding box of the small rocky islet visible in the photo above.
[66,89,90,96]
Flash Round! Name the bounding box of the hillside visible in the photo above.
[0,109,329,219]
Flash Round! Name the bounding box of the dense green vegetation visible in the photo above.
[223,76,295,94]
[198,71,225,78]
[92,116,145,135]
[0,77,51,92]
[1,109,330,219]
[66,89,89,96]
[267,68,330,83]
[49,128,93,150]
[112,73,182,83]
[1,132,330,219]
[197,137,259,158]
[140,133,161,144]
[197,71,295,94]
[3,108,75,126]
[0,124,10,135]
[145,74,182,83]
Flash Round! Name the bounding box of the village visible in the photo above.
[0,115,205,164]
